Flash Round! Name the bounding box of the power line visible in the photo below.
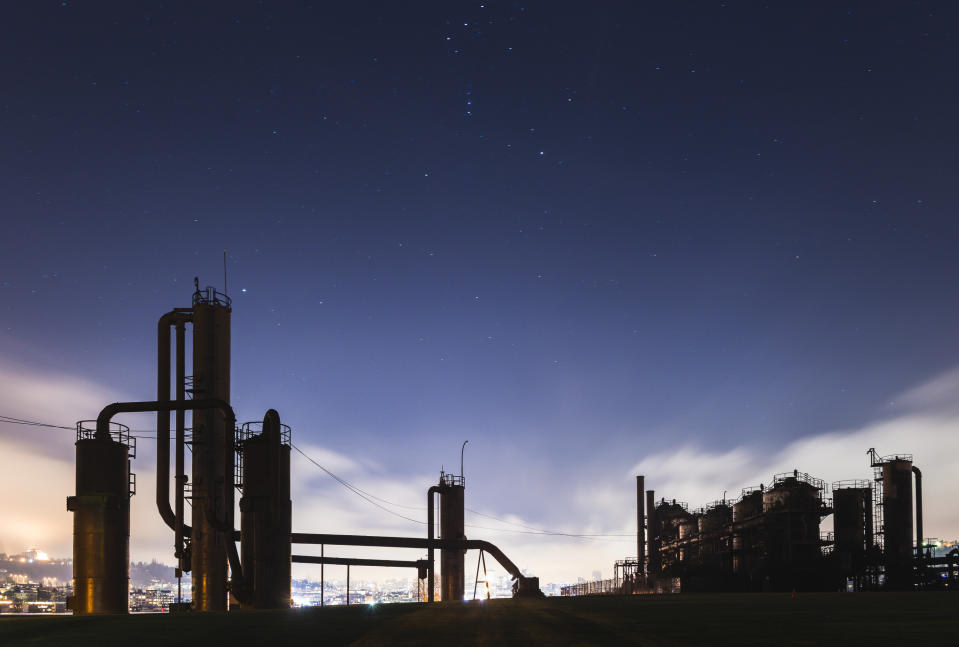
[289,443,631,542]
[2,412,634,542]
[0,413,157,438]
[0,415,73,430]
[291,443,426,526]
[465,507,634,538]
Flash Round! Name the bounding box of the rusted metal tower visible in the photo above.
[189,284,233,611]
[438,471,466,601]
[66,421,135,615]
[238,410,292,608]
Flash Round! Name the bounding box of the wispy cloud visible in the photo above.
[2,360,958,587]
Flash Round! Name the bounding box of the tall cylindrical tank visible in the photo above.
[733,489,763,523]
[881,458,914,590]
[762,473,824,590]
[657,500,689,545]
[732,489,763,579]
[832,481,872,580]
[438,473,465,601]
[68,422,133,615]
[190,286,232,611]
[698,503,732,574]
[239,411,292,608]
[699,504,732,535]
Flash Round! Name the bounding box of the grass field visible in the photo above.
[1,593,956,646]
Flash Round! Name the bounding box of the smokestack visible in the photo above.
[636,475,645,576]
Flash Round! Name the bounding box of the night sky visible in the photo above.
[2,2,958,584]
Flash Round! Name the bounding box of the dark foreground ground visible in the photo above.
[1,593,957,646]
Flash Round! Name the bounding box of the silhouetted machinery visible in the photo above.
[237,412,293,608]
[69,281,540,614]
[619,449,933,594]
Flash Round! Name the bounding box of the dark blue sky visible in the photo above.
[2,2,959,568]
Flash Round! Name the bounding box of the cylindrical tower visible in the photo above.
[698,502,732,575]
[438,472,465,601]
[67,421,134,615]
[761,471,824,591]
[832,480,872,585]
[655,499,690,574]
[190,285,232,611]
[732,488,763,582]
[881,457,914,590]
[239,411,292,608]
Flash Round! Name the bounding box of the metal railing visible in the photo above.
[832,479,871,490]
[76,420,136,458]
[192,285,232,309]
[237,420,291,446]
[234,421,292,488]
[772,470,825,491]
[440,472,465,487]
[738,486,764,501]
[656,498,689,511]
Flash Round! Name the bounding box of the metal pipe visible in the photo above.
[156,310,192,532]
[427,485,440,602]
[290,533,526,582]
[292,555,427,569]
[913,465,923,565]
[636,475,645,578]
[96,398,248,602]
[646,489,658,577]
[174,320,187,565]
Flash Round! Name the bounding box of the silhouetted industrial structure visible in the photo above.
[564,449,955,597]
[68,281,540,615]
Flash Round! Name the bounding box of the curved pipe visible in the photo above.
[290,533,527,582]
[156,309,192,536]
[427,485,440,602]
[913,465,923,565]
[96,398,248,602]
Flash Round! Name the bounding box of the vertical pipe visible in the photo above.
[346,565,350,605]
[175,320,186,572]
[427,485,440,602]
[156,309,193,533]
[320,544,324,606]
[156,314,173,529]
[913,466,923,565]
[636,475,645,578]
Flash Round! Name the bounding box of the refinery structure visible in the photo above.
[67,282,541,615]
[64,283,955,616]
[564,458,957,596]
